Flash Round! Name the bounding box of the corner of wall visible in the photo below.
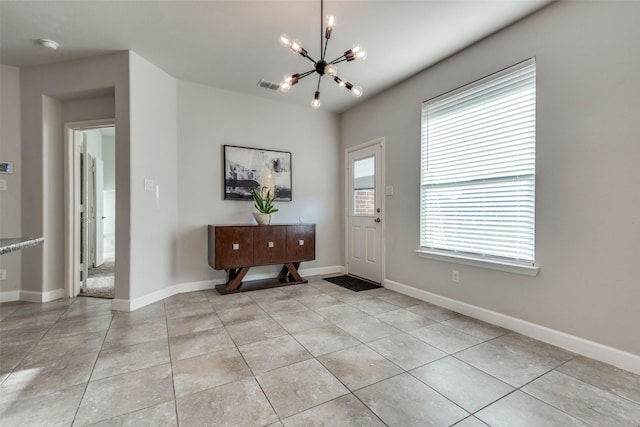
[0,65,23,295]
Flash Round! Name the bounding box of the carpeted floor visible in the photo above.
[324,274,382,292]
[81,258,115,299]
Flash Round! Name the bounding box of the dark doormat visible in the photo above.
[324,275,382,292]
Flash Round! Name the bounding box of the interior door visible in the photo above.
[71,130,84,296]
[95,158,104,266]
[87,155,97,270]
[347,142,383,283]
[80,135,89,292]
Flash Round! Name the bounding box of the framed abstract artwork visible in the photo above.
[223,145,292,201]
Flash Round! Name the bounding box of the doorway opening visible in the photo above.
[64,120,116,299]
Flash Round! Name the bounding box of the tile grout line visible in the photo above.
[70,300,115,426]
[165,299,182,426]
[248,283,392,425]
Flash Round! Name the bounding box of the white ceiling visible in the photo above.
[0,0,552,113]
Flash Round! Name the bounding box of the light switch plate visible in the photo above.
[232,243,239,250]
[385,185,394,196]
[298,240,304,246]
[268,241,274,248]
[144,179,154,191]
[0,180,6,191]
[0,269,6,280]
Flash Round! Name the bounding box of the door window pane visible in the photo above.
[353,156,375,215]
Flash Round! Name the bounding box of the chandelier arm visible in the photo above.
[322,37,330,62]
[328,55,347,65]
[316,74,322,93]
[299,51,318,65]
[298,70,316,80]
[333,74,356,91]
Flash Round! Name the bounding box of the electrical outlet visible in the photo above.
[452,270,459,283]
[0,269,6,280]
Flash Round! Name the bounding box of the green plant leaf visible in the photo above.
[250,186,278,214]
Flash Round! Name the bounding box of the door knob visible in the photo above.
[374,218,381,223]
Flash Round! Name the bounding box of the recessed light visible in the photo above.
[39,39,59,50]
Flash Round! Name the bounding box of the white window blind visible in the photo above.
[420,59,536,264]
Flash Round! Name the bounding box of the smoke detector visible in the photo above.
[39,39,59,50]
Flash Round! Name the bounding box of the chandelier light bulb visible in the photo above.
[311,91,321,109]
[290,40,303,54]
[324,64,337,76]
[351,86,363,97]
[279,34,292,48]
[279,81,291,92]
[280,75,296,92]
[325,15,336,39]
[352,44,367,60]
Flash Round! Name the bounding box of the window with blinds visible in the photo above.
[420,59,536,265]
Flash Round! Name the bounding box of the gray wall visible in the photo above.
[128,52,178,299]
[6,50,341,304]
[102,134,116,191]
[41,96,64,293]
[176,81,341,284]
[61,95,115,124]
[0,65,22,295]
[340,1,640,356]
[19,52,131,298]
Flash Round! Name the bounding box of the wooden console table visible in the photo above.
[208,224,315,294]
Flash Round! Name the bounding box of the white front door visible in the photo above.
[347,140,384,283]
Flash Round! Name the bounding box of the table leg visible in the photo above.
[225,267,250,291]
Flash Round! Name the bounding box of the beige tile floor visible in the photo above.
[1,276,639,426]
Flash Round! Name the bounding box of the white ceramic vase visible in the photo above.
[253,213,271,225]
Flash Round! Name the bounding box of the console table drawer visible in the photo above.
[253,225,286,265]
[214,227,254,269]
[285,224,316,261]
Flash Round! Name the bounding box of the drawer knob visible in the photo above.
[268,241,274,248]
[298,240,304,246]
[232,243,240,250]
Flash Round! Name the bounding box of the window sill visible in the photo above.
[416,249,540,277]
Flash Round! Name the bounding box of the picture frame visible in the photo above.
[223,145,292,201]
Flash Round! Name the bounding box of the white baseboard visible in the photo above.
[19,288,65,303]
[384,279,640,375]
[0,290,21,302]
[111,265,344,312]
[299,265,344,277]
[111,279,223,312]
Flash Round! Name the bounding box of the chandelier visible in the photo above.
[278,0,366,109]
